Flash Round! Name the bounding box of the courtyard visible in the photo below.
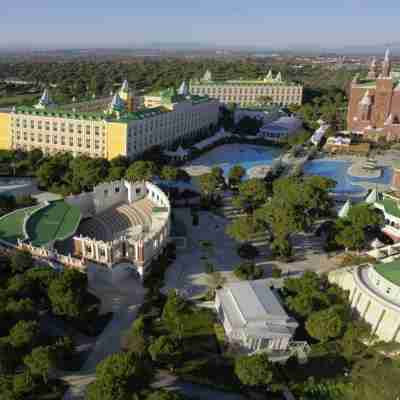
[164,207,338,299]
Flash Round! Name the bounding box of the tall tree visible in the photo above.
[87,352,151,400]
[48,269,88,319]
[23,346,55,384]
[125,161,157,182]
[228,165,246,187]
[305,306,347,342]
[234,353,274,387]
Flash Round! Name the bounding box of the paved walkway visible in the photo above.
[165,208,243,298]
[62,273,145,399]
[165,204,337,300]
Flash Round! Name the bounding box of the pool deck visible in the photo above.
[347,161,382,179]
[309,151,397,199]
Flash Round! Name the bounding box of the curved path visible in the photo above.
[62,273,145,399]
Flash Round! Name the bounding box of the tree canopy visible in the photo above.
[87,352,151,400]
[125,161,157,182]
[234,353,274,387]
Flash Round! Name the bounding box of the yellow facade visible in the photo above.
[106,121,128,160]
[0,112,11,150]
[119,90,138,112]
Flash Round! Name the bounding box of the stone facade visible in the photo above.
[347,49,400,141]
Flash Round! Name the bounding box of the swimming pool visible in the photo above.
[188,144,282,177]
[303,159,393,194]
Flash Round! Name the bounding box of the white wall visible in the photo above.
[65,192,95,218]
[93,180,129,214]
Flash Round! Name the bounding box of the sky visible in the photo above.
[1,1,400,50]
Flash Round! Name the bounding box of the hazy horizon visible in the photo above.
[1,1,399,51]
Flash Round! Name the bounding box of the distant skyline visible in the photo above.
[1,1,400,50]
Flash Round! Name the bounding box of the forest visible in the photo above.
[0,57,361,107]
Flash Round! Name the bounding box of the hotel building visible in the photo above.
[0,80,219,160]
[347,49,400,141]
[189,70,303,107]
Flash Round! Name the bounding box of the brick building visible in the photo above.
[347,49,400,141]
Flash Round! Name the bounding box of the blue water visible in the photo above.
[189,144,282,177]
[303,159,393,194]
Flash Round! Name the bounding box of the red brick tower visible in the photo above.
[392,161,400,191]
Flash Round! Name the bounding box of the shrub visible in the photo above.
[237,243,259,259]
[234,262,263,281]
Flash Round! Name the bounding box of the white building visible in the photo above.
[310,123,330,146]
[372,191,400,241]
[234,106,282,125]
[258,116,302,142]
[215,279,298,354]
[329,248,400,343]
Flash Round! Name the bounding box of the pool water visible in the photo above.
[303,160,393,194]
[189,144,282,177]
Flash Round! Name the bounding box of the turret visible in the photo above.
[367,57,378,80]
[381,48,391,77]
[177,81,189,97]
[35,89,55,110]
[202,70,212,82]
[358,90,373,121]
[118,80,136,112]
[108,93,125,117]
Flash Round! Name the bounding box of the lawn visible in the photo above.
[26,200,81,247]
[0,205,41,244]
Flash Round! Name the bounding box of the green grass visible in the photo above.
[377,197,400,219]
[375,260,400,286]
[0,205,41,244]
[26,200,81,247]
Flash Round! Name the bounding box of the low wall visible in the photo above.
[17,240,86,271]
